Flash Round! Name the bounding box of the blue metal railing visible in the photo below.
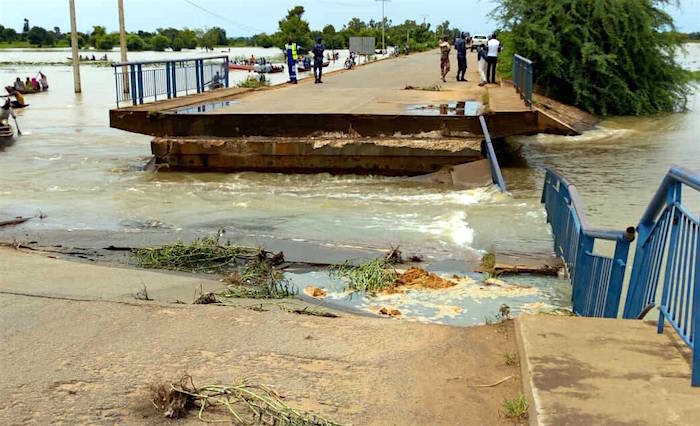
[111,55,230,107]
[543,166,700,386]
[622,166,700,386]
[479,116,506,193]
[541,168,635,317]
[513,54,533,107]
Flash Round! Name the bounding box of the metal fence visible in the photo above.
[543,166,700,386]
[513,54,533,107]
[111,56,229,107]
[479,116,506,193]
[541,168,635,317]
[623,166,700,386]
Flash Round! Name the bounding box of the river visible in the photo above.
[1,45,698,324]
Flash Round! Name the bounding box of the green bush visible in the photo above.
[95,35,115,50]
[494,0,691,116]
[150,34,169,51]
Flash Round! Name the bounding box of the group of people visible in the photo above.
[9,72,49,94]
[440,33,501,86]
[285,36,326,85]
[78,54,108,62]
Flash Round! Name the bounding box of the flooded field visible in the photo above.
[1,44,698,324]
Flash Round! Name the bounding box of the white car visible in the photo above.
[470,34,488,51]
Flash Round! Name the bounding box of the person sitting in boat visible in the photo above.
[1,99,16,125]
[250,54,256,64]
[39,72,49,90]
[31,77,39,91]
[13,77,26,92]
[9,90,25,108]
[101,54,108,61]
[91,54,96,61]
[25,77,34,92]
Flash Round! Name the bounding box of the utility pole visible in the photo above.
[118,0,129,95]
[420,14,428,26]
[69,0,81,93]
[375,0,390,53]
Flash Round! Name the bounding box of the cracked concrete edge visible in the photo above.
[515,316,541,426]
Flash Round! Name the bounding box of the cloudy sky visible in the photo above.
[0,0,698,36]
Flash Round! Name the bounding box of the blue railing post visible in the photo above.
[171,62,177,97]
[478,116,507,193]
[129,64,137,106]
[165,62,171,99]
[199,59,205,92]
[692,232,700,386]
[224,57,230,87]
[195,60,201,93]
[606,235,632,317]
[136,64,144,104]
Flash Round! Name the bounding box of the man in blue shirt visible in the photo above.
[455,32,468,81]
[312,37,325,84]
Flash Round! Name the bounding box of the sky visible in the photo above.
[0,0,698,37]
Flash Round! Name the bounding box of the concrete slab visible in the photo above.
[0,248,220,302]
[0,248,522,424]
[516,315,700,426]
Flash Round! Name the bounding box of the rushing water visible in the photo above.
[1,45,698,324]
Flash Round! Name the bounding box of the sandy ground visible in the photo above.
[0,248,522,425]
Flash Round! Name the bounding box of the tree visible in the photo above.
[151,34,169,51]
[96,35,116,50]
[126,34,147,51]
[1,26,18,42]
[494,0,691,115]
[27,26,55,47]
[23,19,29,33]
[180,28,198,49]
[275,6,313,49]
[89,25,106,47]
[172,37,184,51]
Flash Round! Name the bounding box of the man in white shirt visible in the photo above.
[486,34,501,84]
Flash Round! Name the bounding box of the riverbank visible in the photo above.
[0,247,522,425]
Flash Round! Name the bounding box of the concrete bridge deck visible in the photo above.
[109,50,580,174]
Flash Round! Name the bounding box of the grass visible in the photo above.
[481,92,490,110]
[504,352,517,366]
[480,251,499,279]
[502,394,529,420]
[130,235,258,274]
[237,75,270,89]
[217,259,296,299]
[328,258,396,295]
[150,375,341,424]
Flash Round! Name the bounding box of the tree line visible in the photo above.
[0,6,462,52]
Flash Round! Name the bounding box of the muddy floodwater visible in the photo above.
[1,45,698,324]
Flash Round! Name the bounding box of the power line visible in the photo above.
[182,0,265,34]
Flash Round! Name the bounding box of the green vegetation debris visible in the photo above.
[502,394,529,420]
[329,258,397,295]
[504,352,517,366]
[218,259,295,299]
[479,251,500,279]
[237,76,270,89]
[150,375,341,425]
[130,234,260,274]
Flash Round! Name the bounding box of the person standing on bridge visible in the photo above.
[486,33,501,84]
[285,37,299,84]
[439,36,451,83]
[312,36,325,84]
[455,33,468,82]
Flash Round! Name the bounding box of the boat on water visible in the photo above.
[0,121,14,143]
[297,61,330,72]
[253,63,284,74]
[229,63,254,71]
[5,86,47,95]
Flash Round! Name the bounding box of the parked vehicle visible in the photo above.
[470,34,488,52]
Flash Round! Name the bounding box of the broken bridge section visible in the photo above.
[109,50,583,176]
